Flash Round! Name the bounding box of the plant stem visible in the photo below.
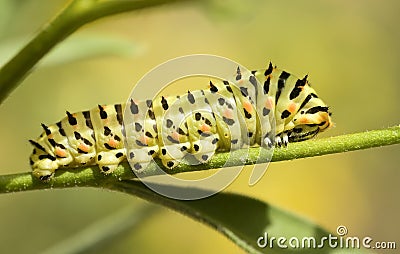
[0,125,398,194]
[0,0,195,104]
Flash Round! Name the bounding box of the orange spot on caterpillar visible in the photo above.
[299,116,310,124]
[172,131,180,141]
[265,96,274,109]
[108,139,119,148]
[55,147,67,157]
[223,109,233,119]
[139,136,148,145]
[243,101,253,113]
[288,102,297,113]
[78,143,90,153]
[200,124,211,132]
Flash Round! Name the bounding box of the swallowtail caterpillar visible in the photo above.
[29,62,332,181]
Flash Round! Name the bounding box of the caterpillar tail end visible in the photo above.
[30,154,58,181]
[32,168,55,182]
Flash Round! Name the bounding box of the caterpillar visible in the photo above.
[29,62,332,181]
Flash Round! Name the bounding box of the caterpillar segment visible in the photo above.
[124,99,159,173]
[30,62,333,181]
[230,67,260,147]
[93,105,126,173]
[152,94,190,170]
[180,90,219,165]
[204,80,242,151]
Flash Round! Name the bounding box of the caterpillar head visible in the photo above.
[288,98,333,142]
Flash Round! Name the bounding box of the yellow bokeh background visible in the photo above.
[0,1,399,253]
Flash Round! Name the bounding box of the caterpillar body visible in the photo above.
[29,62,332,181]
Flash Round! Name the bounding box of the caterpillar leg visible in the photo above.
[72,152,96,166]
[190,134,218,164]
[31,161,58,181]
[127,147,158,173]
[263,135,274,148]
[275,133,288,147]
[96,149,125,174]
[159,143,189,170]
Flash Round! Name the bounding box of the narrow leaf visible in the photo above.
[109,180,372,253]
[39,204,160,254]
[0,35,139,68]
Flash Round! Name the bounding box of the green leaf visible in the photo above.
[40,35,140,67]
[0,35,139,68]
[109,180,372,253]
[40,204,161,254]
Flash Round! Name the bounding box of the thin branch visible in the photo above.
[0,0,196,104]
[0,125,398,194]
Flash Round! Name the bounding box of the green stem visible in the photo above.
[0,0,195,104]
[0,125,398,194]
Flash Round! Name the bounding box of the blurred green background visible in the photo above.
[0,0,399,253]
